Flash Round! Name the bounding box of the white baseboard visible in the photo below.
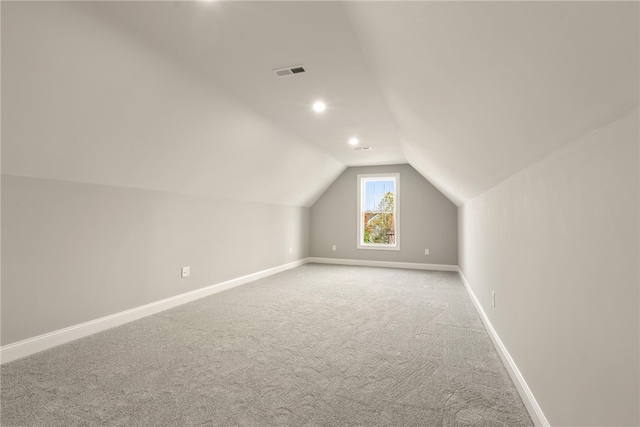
[0,258,310,365]
[308,257,458,272]
[458,269,550,427]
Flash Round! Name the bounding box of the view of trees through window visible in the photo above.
[362,178,396,245]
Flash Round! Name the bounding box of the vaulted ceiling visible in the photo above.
[2,1,638,206]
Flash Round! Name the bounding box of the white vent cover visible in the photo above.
[273,65,307,77]
[354,147,372,151]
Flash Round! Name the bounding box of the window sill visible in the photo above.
[357,244,400,251]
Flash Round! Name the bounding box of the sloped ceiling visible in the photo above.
[344,1,639,204]
[2,1,638,207]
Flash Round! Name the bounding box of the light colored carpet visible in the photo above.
[1,264,532,426]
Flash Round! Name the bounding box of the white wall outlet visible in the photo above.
[424,249,429,255]
[492,291,496,307]
[289,247,292,254]
[181,266,190,278]
[332,245,336,251]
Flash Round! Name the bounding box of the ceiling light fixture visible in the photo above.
[349,137,359,146]
[312,101,326,113]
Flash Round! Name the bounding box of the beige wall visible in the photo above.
[458,111,639,426]
[1,175,310,346]
[310,164,458,265]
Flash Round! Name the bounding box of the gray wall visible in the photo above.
[458,111,639,426]
[1,175,310,346]
[310,164,457,265]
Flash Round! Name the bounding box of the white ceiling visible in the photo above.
[344,1,639,204]
[2,1,638,206]
[86,1,405,167]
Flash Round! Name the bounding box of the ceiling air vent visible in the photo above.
[354,147,372,151]
[273,65,307,77]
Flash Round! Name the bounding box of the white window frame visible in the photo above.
[357,173,400,251]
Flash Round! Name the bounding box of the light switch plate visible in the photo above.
[181,266,190,278]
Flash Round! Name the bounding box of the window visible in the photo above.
[357,173,399,250]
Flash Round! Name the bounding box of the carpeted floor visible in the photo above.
[1,264,532,426]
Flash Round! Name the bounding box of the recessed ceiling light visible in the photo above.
[312,101,326,113]
[349,137,359,146]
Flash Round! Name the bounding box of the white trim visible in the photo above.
[458,269,550,427]
[357,173,400,251]
[308,257,458,272]
[357,243,400,251]
[0,258,309,365]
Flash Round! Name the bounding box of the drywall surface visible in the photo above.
[344,1,639,206]
[1,175,310,346]
[458,111,639,426]
[1,1,343,207]
[310,164,457,265]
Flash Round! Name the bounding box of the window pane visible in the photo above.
[364,180,394,212]
[363,212,395,244]
[365,181,375,211]
[365,181,375,196]
[385,180,395,194]
[377,190,394,212]
[374,180,384,196]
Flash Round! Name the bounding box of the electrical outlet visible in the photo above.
[492,291,496,307]
[289,247,292,254]
[181,266,190,278]
[332,245,336,251]
[424,249,430,255]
